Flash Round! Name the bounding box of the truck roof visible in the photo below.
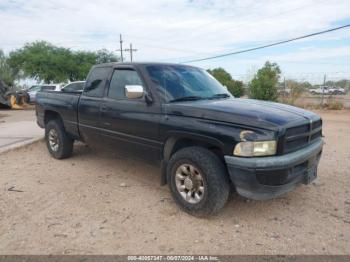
[93,62,198,68]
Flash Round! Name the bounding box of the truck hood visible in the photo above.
[165,98,320,130]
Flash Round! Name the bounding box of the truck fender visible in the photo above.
[160,132,225,185]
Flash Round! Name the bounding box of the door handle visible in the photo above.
[100,104,108,112]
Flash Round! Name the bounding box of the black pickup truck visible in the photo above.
[36,62,323,216]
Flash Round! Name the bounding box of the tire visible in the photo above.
[167,146,230,217]
[45,120,74,159]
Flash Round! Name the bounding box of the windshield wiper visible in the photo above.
[208,93,231,99]
[169,96,204,103]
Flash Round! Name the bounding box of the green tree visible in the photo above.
[67,49,118,81]
[69,51,97,81]
[0,49,17,87]
[8,41,119,83]
[300,81,312,89]
[208,68,244,97]
[95,49,118,64]
[249,61,281,101]
[9,41,68,83]
[326,79,349,89]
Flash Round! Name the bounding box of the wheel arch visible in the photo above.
[44,110,63,125]
[160,133,226,185]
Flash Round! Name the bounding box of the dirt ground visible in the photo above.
[0,109,43,153]
[0,113,7,120]
[0,110,349,255]
[0,109,36,123]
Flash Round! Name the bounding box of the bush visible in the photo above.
[249,61,281,101]
[326,99,344,110]
[226,79,244,97]
[208,68,244,97]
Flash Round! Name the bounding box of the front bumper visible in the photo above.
[224,139,323,200]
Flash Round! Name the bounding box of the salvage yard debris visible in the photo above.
[0,79,30,109]
[7,186,24,192]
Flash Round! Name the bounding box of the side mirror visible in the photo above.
[125,85,144,99]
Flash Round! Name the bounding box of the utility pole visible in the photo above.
[321,74,326,107]
[124,43,138,62]
[117,34,124,62]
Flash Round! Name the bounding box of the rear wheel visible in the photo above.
[45,120,73,159]
[167,146,230,217]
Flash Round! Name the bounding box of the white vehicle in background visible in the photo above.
[329,87,346,95]
[310,86,346,95]
[27,84,62,103]
[309,87,330,95]
[61,81,85,93]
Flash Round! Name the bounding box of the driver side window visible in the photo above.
[108,69,143,100]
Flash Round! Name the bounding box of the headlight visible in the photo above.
[233,140,277,157]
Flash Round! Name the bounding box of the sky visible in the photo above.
[1,0,350,84]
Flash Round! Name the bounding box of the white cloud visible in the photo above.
[270,46,350,62]
[0,0,350,77]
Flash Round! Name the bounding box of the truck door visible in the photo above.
[99,66,162,161]
[78,66,111,145]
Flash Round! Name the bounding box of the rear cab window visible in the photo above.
[41,85,56,91]
[63,82,85,92]
[84,67,111,97]
[28,85,41,92]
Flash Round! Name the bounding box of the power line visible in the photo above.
[181,24,350,63]
[124,1,322,51]
[131,0,326,47]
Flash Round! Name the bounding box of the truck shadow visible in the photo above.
[70,141,310,220]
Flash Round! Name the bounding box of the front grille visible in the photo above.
[313,119,322,129]
[285,124,309,136]
[283,119,322,154]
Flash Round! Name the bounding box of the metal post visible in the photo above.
[321,74,326,107]
[119,34,123,62]
[130,43,133,62]
[283,77,286,102]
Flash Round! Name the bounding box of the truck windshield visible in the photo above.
[146,65,231,102]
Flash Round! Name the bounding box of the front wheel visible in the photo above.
[45,120,74,159]
[167,147,230,217]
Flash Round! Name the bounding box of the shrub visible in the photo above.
[208,68,244,97]
[249,61,281,101]
[226,79,244,97]
[326,99,344,110]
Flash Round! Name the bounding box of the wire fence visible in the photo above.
[235,73,350,109]
[279,88,350,109]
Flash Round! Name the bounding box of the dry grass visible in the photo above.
[324,97,344,110]
[279,96,346,110]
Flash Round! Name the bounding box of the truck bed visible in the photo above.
[36,90,81,138]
